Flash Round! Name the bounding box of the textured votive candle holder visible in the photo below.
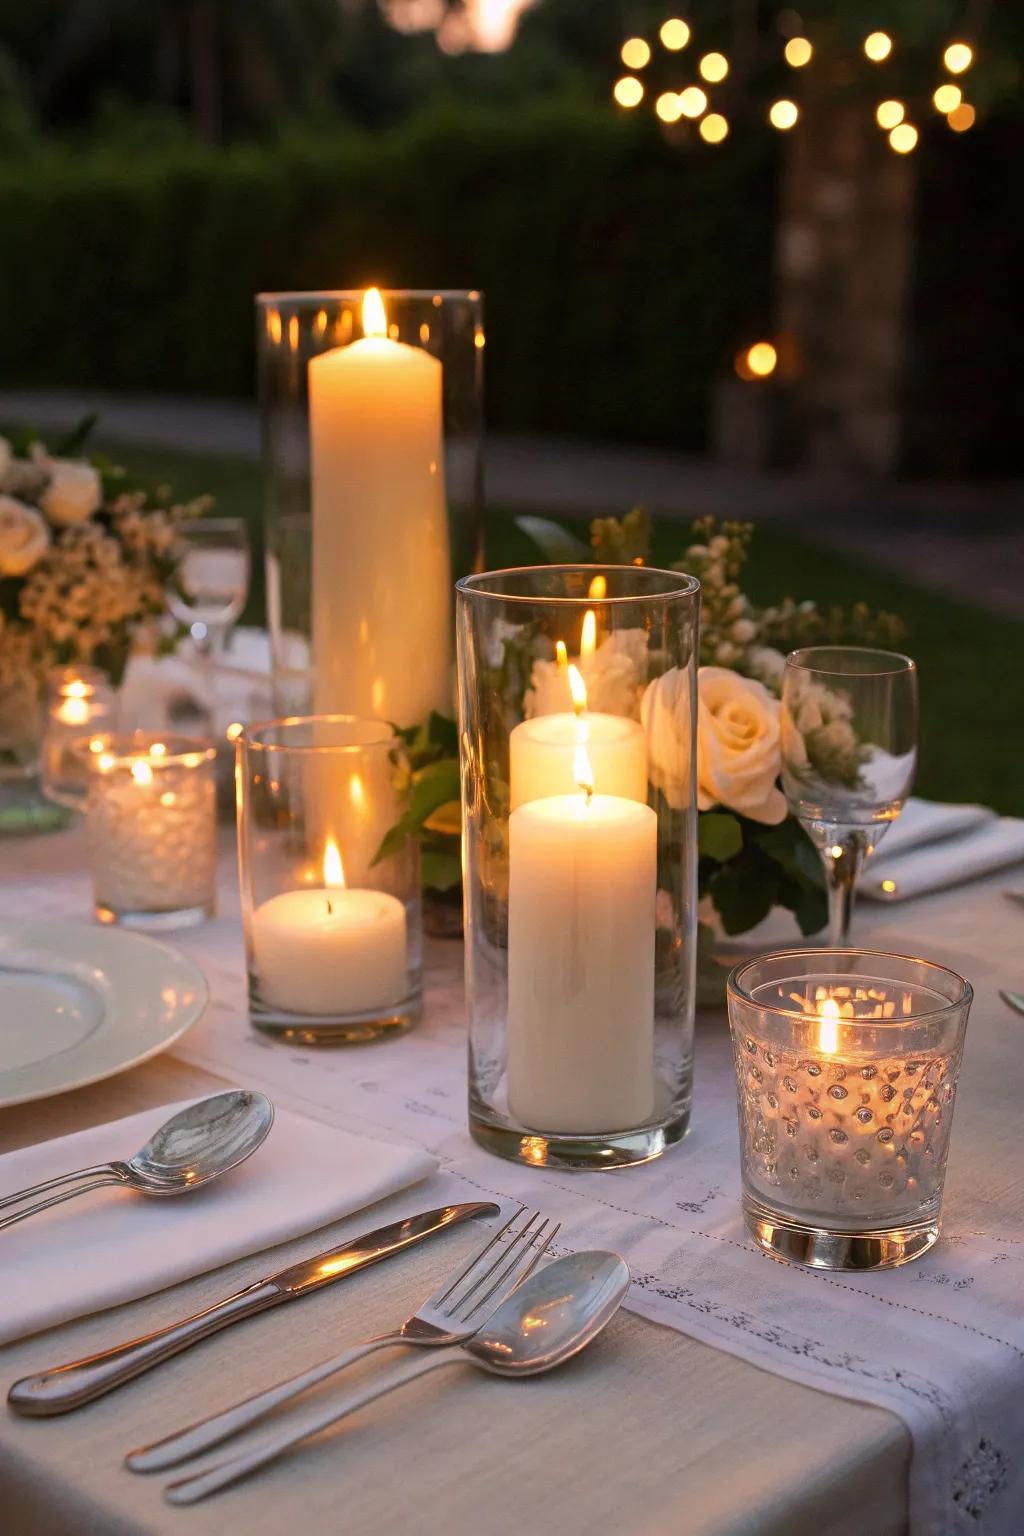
[77,734,217,930]
[727,949,972,1270]
[42,666,116,810]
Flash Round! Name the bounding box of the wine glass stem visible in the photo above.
[822,832,872,947]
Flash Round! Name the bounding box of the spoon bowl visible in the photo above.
[124,1091,275,1194]
[467,1249,631,1376]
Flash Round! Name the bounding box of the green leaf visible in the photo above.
[408,758,461,824]
[709,863,775,935]
[54,412,98,457]
[514,516,591,563]
[698,812,743,863]
[421,850,463,891]
[426,711,459,754]
[372,821,412,866]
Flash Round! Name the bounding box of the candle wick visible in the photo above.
[584,784,593,806]
[326,896,333,916]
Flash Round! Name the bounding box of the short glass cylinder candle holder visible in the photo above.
[236,716,422,1044]
[257,288,483,725]
[727,949,973,1270]
[457,566,700,1171]
[75,734,217,930]
[42,666,117,809]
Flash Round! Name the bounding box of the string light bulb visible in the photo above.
[876,99,905,129]
[769,99,799,130]
[933,83,962,114]
[678,86,708,118]
[613,76,644,108]
[943,42,973,74]
[660,18,690,51]
[700,113,729,144]
[699,52,729,83]
[784,37,813,67]
[889,123,919,154]
[656,92,683,123]
[947,102,976,132]
[621,37,651,70]
[864,31,893,62]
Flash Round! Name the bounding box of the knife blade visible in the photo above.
[7,1201,498,1417]
[999,989,1024,1017]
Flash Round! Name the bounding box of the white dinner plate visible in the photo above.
[0,921,208,1108]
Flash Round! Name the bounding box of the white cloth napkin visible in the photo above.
[0,1099,436,1344]
[875,797,994,858]
[861,817,1024,902]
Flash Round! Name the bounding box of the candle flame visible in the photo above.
[555,639,568,672]
[574,742,594,803]
[65,679,91,699]
[817,996,840,1054]
[581,609,597,657]
[568,663,588,717]
[58,697,90,726]
[587,574,607,600]
[324,837,346,889]
[131,760,154,787]
[362,287,387,339]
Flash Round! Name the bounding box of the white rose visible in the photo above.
[0,495,51,576]
[697,666,786,824]
[525,628,648,720]
[39,459,102,527]
[747,645,787,692]
[641,666,692,810]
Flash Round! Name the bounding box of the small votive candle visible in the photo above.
[42,667,115,809]
[727,949,972,1271]
[78,734,217,930]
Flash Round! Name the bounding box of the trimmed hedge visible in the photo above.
[0,103,777,448]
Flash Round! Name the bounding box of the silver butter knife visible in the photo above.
[7,1201,498,1416]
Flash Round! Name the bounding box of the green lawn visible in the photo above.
[65,438,1024,818]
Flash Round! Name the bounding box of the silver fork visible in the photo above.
[126,1204,556,1473]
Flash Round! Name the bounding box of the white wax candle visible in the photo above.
[251,887,407,1016]
[509,712,647,809]
[506,792,657,1133]
[308,293,451,726]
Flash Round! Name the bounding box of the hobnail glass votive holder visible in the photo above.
[236,715,422,1044]
[74,733,217,930]
[457,565,700,1171]
[42,666,116,809]
[727,949,972,1270]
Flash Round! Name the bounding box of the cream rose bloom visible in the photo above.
[39,458,102,527]
[640,666,692,810]
[697,666,785,824]
[0,495,51,576]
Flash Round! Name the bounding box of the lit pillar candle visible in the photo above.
[251,839,407,1017]
[506,744,657,1133]
[309,288,451,726]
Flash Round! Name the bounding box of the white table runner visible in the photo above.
[5,851,1024,1536]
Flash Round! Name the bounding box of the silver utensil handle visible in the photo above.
[7,1281,283,1416]
[0,1162,119,1212]
[127,1334,398,1472]
[165,1348,466,1506]
[0,1173,124,1232]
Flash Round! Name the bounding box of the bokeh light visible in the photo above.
[700,113,729,144]
[678,86,708,118]
[621,37,651,70]
[933,84,962,114]
[943,42,973,74]
[784,37,813,67]
[613,76,644,109]
[660,18,690,51]
[889,123,919,154]
[656,92,683,124]
[864,32,893,62]
[947,102,976,132]
[875,100,905,129]
[769,99,799,130]
[741,342,778,379]
[699,52,729,83]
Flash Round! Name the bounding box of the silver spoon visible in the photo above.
[0,1091,274,1232]
[164,1248,629,1506]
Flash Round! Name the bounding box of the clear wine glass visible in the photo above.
[168,518,250,657]
[781,646,918,945]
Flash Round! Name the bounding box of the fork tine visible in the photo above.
[458,1219,561,1323]
[430,1203,527,1309]
[444,1209,541,1315]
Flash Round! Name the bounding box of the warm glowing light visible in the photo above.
[889,123,918,154]
[947,102,976,132]
[746,341,778,378]
[882,878,897,893]
[933,83,961,113]
[56,697,90,726]
[581,609,597,656]
[817,996,840,1055]
[226,721,243,742]
[678,86,708,118]
[65,680,90,698]
[699,52,729,83]
[474,328,486,349]
[700,113,729,143]
[150,742,167,758]
[830,844,844,859]
[555,639,568,671]
[267,309,282,345]
[288,316,299,351]
[588,573,607,600]
[98,753,115,772]
[574,742,594,800]
[323,838,345,889]
[660,18,690,51]
[655,92,682,123]
[943,42,973,75]
[769,98,799,130]
[784,37,813,67]
[568,664,588,716]
[349,773,366,813]
[613,76,644,109]
[876,99,905,129]
[131,760,154,787]
[89,737,105,754]
[621,37,651,70]
[864,31,893,62]
[362,287,387,339]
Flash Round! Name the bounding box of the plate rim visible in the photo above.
[0,921,209,1109]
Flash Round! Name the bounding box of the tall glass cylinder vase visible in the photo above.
[456,566,700,1170]
[257,289,484,729]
